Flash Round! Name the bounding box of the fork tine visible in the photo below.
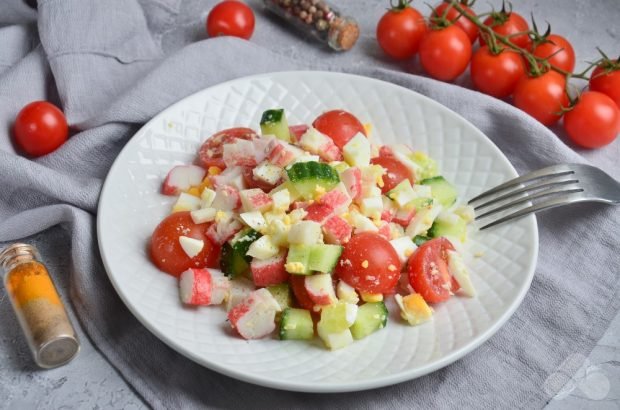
[476,184,583,220]
[474,177,579,210]
[479,192,586,230]
[468,164,575,204]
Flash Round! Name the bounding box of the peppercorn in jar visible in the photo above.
[263,0,360,51]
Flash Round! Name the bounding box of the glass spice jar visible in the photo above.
[263,0,360,51]
[0,243,79,368]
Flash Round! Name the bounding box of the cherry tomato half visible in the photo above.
[150,211,220,277]
[563,91,620,149]
[198,127,257,169]
[589,65,620,109]
[480,11,531,49]
[13,101,68,157]
[470,46,525,98]
[206,0,255,40]
[376,5,428,60]
[419,25,472,82]
[407,237,456,303]
[513,70,569,125]
[532,34,575,73]
[433,2,478,43]
[371,154,414,193]
[335,232,401,294]
[312,110,366,149]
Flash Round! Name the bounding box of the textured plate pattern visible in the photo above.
[97,72,538,392]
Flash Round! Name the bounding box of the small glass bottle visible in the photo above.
[0,243,79,368]
[263,0,360,51]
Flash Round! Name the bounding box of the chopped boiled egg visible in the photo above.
[240,211,267,231]
[395,293,433,326]
[178,236,204,258]
[190,207,217,224]
[173,192,202,212]
[447,250,476,297]
[342,132,371,167]
[246,235,280,260]
[389,236,418,265]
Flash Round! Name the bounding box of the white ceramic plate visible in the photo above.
[97,71,538,393]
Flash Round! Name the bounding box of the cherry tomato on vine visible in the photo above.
[589,65,620,109]
[433,2,478,43]
[376,1,427,60]
[312,110,366,149]
[13,101,68,157]
[371,154,414,193]
[480,11,531,49]
[335,232,401,294]
[150,212,220,277]
[563,91,620,149]
[513,70,569,125]
[198,127,257,169]
[206,0,255,40]
[532,34,575,73]
[408,237,457,304]
[470,46,525,98]
[419,24,472,82]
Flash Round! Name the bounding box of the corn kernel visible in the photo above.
[360,291,383,303]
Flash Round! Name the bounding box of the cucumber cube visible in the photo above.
[279,308,314,340]
[350,302,388,340]
[285,244,312,275]
[308,244,343,274]
[260,108,291,142]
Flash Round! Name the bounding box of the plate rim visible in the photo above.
[97,70,539,393]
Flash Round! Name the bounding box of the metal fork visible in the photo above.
[468,164,620,230]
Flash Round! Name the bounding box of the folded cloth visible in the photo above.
[0,0,618,409]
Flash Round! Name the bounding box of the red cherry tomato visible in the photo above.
[241,166,278,191]
[532,34,575,73]
[335,232,401,294]
[198,127,257,169]
[150,212,220,277]
[206,0,255,40]
[312,110,366,150]
[376,5,428,60]
[513,71,569,125]
[407,237,456,303]
[470,46,525,98]
[419,25,472,82]
[563,91,620,149]
[290,275,315,310]
[13,101,68,157]
[371,154,414,193]
[433,2,478,43]
[480,11,531,49]
[589,65,620,109]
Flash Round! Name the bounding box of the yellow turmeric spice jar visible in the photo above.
[0,243,79,368]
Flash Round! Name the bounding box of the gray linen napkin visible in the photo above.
[1,0,619,408]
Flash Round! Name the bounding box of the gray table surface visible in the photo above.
[1,0,619,408]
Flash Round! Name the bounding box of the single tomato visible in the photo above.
[312,110,366,149]
[470,46,525,98]
[13,101,68,157]
[376,2,427,60]
[371,154,414,193]
[513,70,569,125]
[206,0,255,40]
[335,232,401,294]
[589,64,620,108]
[197,127,257,169]
[563,91,620,149]
[433,2,478,43]
[480,11,531,49]
[408,237,456,303]
[419,24,472,82]
[532,34,575,73]
[150,211,220,277]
